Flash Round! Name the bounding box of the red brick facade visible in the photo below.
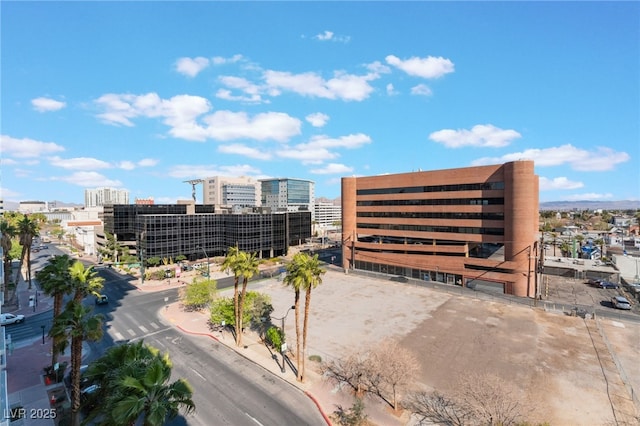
[341,161,539,297]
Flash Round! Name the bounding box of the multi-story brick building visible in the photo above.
[341,160,539,297]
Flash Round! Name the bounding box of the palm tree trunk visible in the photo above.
[237,278,249,347]
[233,278,240,346]
[301,286,312,382]
[70,336,83,426]
[26,250,32,289]
[51,295,64,367]
[294,289,301,381]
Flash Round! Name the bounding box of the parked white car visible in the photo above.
[0,313,25,326]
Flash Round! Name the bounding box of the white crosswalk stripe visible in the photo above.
[150,322,159,329]
[139,325,149,333]
[127,329,136,336]
[114,331,124,341]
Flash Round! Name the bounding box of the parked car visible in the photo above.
[0,313,25,326]
[95,295,109,305]
[598,281,618,289]
[611,296,632,310]
[587,278,602,287]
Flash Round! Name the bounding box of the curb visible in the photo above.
[173,321,332,425]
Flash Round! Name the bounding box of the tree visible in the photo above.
[221,246,244,346]
[16,214,39,289]
[68,261,103,304]
[209,291,273,332]
[0,219,17,303]
[366,340,420,411]
[35,255,75,367]
[236,251,260,346]
[331,397,368,426]
[50,301,103,426]
[282,253,305,381]
[180,278,217,311]
[403,373,534,426]
[83,341,195,426]
[299,253,325,382]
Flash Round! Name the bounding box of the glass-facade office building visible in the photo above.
[102,204,311,260]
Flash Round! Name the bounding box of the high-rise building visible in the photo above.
[342,161,539,298]
[314,202,341,228]
[202,176,260,208]
[85,187,129,207]
[260,178,315,219]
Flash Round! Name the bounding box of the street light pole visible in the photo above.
[272,305,295,373]
[198,245,210,278]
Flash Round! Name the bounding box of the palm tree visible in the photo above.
[0,219,17,302]
[50,301,103,426]
[299,253,325,382]
[236,251,260,347]
[221,246,242,345]
[112,355,195,426]
[35,255,74,367]
[283,254,305,381]
[83,341,194,425]
[68,260,104,303]
[283,252,325,381]
[16,214,39,289]
[594,237,605,259]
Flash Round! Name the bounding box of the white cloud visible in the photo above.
[0,187,20,199]
[95,92,300,142]
[310,163,353,174]
[539,176,584,191]
[314,30,350,43]
[366,61,392,75]
[31,97,66,112]
[168,163,262,179]
[565,192,614,201]
[301,133,372,150]
[1,135,65,158]
[138,158,158,167]
[212,54,243,65]
[263,70,377,101]
[52,171,122,187]
[0,158,17,166]
[203,111,301,142]
[306,112,329,127]
[48,156,111,170]
[118,161,136,170]
[175,57,210,77]
[386,83,398,96]
[276,147,338,164]
[471,144,630,171]
[386,55,455,79]
[411,84,433,96]
[216,76,266,103]
[218,143,272,160]
[430,124,521,148]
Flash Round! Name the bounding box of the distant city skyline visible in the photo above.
[1,2,638,204]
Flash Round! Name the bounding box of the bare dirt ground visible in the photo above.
[253,269,639,425]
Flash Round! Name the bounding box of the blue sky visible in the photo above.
[2,1,639,205]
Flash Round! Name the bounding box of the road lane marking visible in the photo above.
[150,322,159,329]
[190,367,207,381]
[127,329,136,336]
[114,331,124,341]
[245,413,264,426]
[139,325,149,333]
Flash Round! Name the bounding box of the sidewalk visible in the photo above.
[5,265,66,426]
[137,268,405,426]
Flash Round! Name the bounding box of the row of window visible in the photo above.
[357,223,505,236]
[356,181,505,196]
[356,212,504,220]
[356,198,504,207]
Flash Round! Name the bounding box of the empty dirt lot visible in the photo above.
[253,269,640,425]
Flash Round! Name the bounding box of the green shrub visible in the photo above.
[181,279,217,311]
[265,326,284,349]
[308,354,322,363]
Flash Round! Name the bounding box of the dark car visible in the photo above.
[598,281,619,289]
[95,295,109,305]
